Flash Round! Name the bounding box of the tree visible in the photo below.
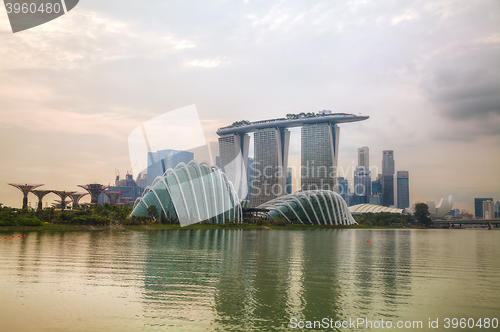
[147,205,159,222]
[414,203,432,226]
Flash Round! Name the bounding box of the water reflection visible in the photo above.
[0,229,499,331]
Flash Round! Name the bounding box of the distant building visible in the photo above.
[372,177,382,194]
[382,150,395,176]
[483,200,494,220]
[354,166,371,202]
[397,171,409,209]
[382,151,395,207]
[358,146,369,170]
[369,194,383,206]
[474,198,493,219]
[382,175,394,207]
[301,123,338,191]
[250,128,290,207]
[146,149,194,187]
[337,177,349,202]
[495,201,500,219]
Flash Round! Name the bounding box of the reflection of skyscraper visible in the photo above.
[382,151,395,207]
[358,146,369,169]
[250,128,290,207]
[301,123,339,191]
[219,133,250,199]
[397,171,409,209]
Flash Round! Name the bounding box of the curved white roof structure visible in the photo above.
[131,160,242,226]
[257,190,356,225]
[349,204,403,214]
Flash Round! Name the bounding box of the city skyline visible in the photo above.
[0,1,499,212]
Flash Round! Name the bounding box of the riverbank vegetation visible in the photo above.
[1,204,420,230]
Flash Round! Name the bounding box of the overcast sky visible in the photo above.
[0,0,499,212]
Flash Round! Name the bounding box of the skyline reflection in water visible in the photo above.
[0,229,499,331]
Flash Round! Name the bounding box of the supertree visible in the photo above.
[52,191,76,209]
[31,190,53,210]
[78,184,108,204]
[8,183,43,208]
[70,192,89,208]
[100,189,128,205]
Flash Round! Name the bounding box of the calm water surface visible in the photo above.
[0,229,499,331]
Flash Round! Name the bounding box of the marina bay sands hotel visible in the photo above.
[217,111,368,207]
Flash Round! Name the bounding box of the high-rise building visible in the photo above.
[382,151,395,207]
[372,178,382,194]
[146,149,194,187]
[483,200,494,220]
[354,166,371,199]
[218,133,250,199]
[495,201,500,219]
[245,157,254,201]
[250,128,290,207]
[358,146,369,169]
[382,150,395,176]
[337,177,349,202]
[474,198,493,219]
[301,123,339,191]
[397,170,409,209]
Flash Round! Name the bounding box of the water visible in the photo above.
[0,229,499,331]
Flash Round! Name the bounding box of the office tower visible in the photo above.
[286,167,292,195]
[219,133,250,199]
[382,151,395,207]
[301,123,339,191]
[372,178,382,194]
[382,150,395,176]
[358,146,369,169]
[353,166,371,204]
[337,177,349,201]
[250,128,290,207]
[482,200,494,220]
[474,198,493,219]
[397,171,409,209]
[146,149,194,187]
[496,201,500,219]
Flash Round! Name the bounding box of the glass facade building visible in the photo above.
[474,198,493,219]
[397,170,409,209]
[257,190,356,225]
[131,160,242,226]
[250,128,290,207]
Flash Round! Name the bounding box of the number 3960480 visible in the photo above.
[5,2,62,14]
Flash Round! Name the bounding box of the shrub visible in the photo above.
[19,218,44,226]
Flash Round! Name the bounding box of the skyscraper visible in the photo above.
[397,171,409,209]
[337,177,349,201]
[353,166,371,204]
[382,150,394,176]
[483,200,494,219]
[474,198,493,219]
[286,167,292,195]
[301,123,339,191]
[250,128,290,207]
[146,149,194,187]
[382,150,395,207]
[358,146,369,169]
[495,201,500,219]
[218,133,250,199]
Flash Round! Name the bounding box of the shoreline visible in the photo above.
[0,224,423,232]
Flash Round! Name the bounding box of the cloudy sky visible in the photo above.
[0,0,499,212]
